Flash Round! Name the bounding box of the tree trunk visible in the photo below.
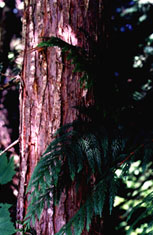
[17,0,106,234]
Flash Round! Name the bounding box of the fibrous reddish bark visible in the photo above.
[17,1,105,234]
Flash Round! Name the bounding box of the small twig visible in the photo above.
[0,138,19,156]
[119,151,135,166]
[119,143,144,166]
[0,72,18,78]
[0,75,21,90]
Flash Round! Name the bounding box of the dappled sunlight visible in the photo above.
[114,160,153,234]
[57,24,78,46]
[16,0,24,10]
[0,0,5,8]
[138,0,153,4]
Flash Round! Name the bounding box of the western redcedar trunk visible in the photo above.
[17,0,107,234]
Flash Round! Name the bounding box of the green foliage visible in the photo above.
[0,153,16,235]
[37,37,92,88]
[115,158,153,235]
[0,204,15,235]
[0,153,15,185]
[127,192,153,235]
[55,179,107,235]
[16,220,36,235]
[25,118,153,234]
[24,123,113,231]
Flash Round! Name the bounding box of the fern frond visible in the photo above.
[26,120,129,233]
[0,153,15,185]
[140,220,153,235]
[0,204,16,235]
[108,173,118,214]
[93,179,107,217]
[127,192,153,222]
[142,142,153,171]
[80,133,102,174]
[37,36,92,88]
[86,198,94,231]
[99,128,109,163]
[37,37,75,51]
[126,192,153,234]
[55,178,107,235]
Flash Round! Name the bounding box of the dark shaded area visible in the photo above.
[0,182,17,223]
[3,88,19,150]
[0,0,22,231]
[76,1,153,234]
[0,0,22,77]
[0,0,22,145]
[100,2,153,233]
[92,1,153,122]
[0,0,22,146]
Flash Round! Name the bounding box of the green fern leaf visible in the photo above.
[93,180,107,217]
[108,173,118,214]
[86,198,94,231]
[0,154,15,185]
[73,206,86,235]
[37,37,76,53]
[0,204,15,235]
[81,136,95,173]
[37,37,92,88]
[142,143,153,171]
[100,134,109,161]
[65,226,72,235]
[26,121,122,232]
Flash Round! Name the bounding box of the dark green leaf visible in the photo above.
[0,154,15,185]
[0,204,15,235]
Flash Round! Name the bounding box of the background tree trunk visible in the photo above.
[17,0,107,234]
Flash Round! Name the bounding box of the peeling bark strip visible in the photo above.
[17,1,105,234]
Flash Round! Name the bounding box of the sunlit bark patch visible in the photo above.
[58,24,78,46]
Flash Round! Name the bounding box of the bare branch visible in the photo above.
[0,139,19,156]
